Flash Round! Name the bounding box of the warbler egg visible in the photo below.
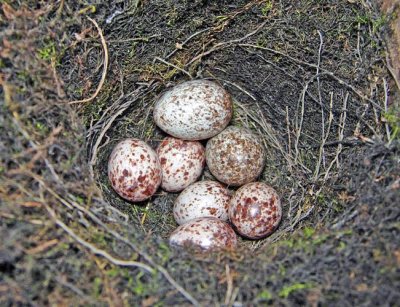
[157,137,205,192]
[108,139,162,202]
[169,217,237,251]
[206,126,266,186]
[153,80,233,140]
[173,180,231,225]
[229,182,282,239]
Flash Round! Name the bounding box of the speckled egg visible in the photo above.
[108,139,162,202]
[173,181,231,225]
[157,137,205,192]
[153,80,233,140]
[229,182,282,239]
[169,217,237,250]
[206,126,266,186]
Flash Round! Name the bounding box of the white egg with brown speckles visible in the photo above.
[169,217,237,250]
[153,80,233,140]
[108,139,162,202]
[229,182,282,239]
[206,126,266,186]
[157,137,205,192]
[174,181,231,225]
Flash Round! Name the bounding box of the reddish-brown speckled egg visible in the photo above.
[206,126,266,186]
[169,217,237,250]
[229,182,282,239]
[153,79,233,140]
[173,180,231,225]
[108,139,162,202]
[157,137,205,192]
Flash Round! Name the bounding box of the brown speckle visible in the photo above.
[208,208,217,215]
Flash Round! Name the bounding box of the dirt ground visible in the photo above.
[1,1,399,306]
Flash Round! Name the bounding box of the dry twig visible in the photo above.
[32,172,199,306]
[239,43,383,110]
[88,86,148,178]
[154,56,193,79]
[382,78,392,144]
[165,28,211,59]
[324,93,349,181]
[186,21,267,66]
[44,204,154,273]
[69,17,108,105]
[314,92,334,181]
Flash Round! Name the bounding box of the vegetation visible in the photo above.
[1,0,399,305]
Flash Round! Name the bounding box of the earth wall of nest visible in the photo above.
[1,0,399,306]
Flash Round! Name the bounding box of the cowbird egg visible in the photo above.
[108,139,162,202]
[229,182,282,239]
[206,126,266,186]
[169,217,237,250]
[153,79,233,140]
[157,137,205,192]
[173,181,231,225]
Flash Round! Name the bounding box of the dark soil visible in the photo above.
[1,1,399,306]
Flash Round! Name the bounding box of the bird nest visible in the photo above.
[1,0,399,306]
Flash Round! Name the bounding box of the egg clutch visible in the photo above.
[108,79,282,251]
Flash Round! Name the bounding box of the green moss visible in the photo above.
[131,272,146,295]
[34,121,49,135]
[37,41,56,62]
[384,106,400,141]
[255,36,268,48]
[92,277,103,298]
[92,231,107,246]
[105,267,120,278]
[337,241,346,251]
[302,226,315,239]
[126,271,159,297]
[133,62,180,82]
[17,70,30,82]
[355,14,370,25]
[261,1,273,16]
[78,5,96,15]
[279,283,313,298]
[278,263,286,276]
[75,196,85,205]
[82,85,114,125]
[316,192,326,205]
[371,15,387,34]
[354,12,388,35]
[165,7,178,27]
[74,87,84,97]
[144,123,155,139]
[257,289,273,300]
[312,234,329,245]
[156,242,171,265]
[277,226,348,255]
